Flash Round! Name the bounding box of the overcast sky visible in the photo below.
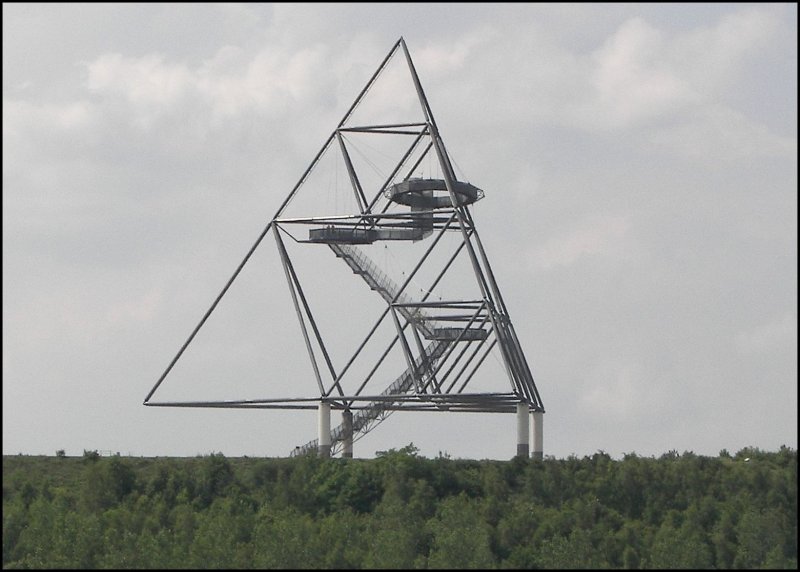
[3,3,797,460]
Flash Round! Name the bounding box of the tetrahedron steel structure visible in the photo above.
[144,38,544,457]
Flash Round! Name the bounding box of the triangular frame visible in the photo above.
[144,38,544,457]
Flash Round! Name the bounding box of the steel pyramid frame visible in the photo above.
[144,38,544,457]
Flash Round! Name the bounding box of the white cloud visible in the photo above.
[82,45,338,129]
[669,7,783,93]
[104,286,165,328]
[578,359,646,419]
[86,53,191,106]
[649,104,798,161]
[415,26,497,76]
[580,17,697,129]
[464,7,790,140]
[3,98,92,139]
[528,214,632,270]
[736,312,797,355]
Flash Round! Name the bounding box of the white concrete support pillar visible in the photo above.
[342,410,353,459]
[516,402,530,458]
[318,402,331,458]
[531,411,544,460]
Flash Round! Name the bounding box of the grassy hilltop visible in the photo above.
[2,445,797,569]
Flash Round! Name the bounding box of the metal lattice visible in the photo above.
[144,38,544,457]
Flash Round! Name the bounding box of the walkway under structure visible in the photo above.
[143,38,545,459]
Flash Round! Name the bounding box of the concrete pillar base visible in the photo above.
[516,402,530,458]
[342,410,353,459]
[318,402,331,458]
[531,411,543,460]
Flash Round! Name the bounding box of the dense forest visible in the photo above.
[2,445,796,569]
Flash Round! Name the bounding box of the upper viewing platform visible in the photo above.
[386,178,484,209]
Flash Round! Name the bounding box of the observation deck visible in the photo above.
[307,178,483,245]
[386,178,484,209]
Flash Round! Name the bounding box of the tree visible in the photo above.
[495,501,541,567]
[251,505,319,568]
[648,518,713,569]
[426,493,495,569]
[711,505,738,569]
[733,507,793,568]
[316,510,368,569]
[363,487,427,569]
[535,528,599,569]
[80,456,136,512]
[13,492,82,568]
[196,453,234,508]
[189,497,251,568]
